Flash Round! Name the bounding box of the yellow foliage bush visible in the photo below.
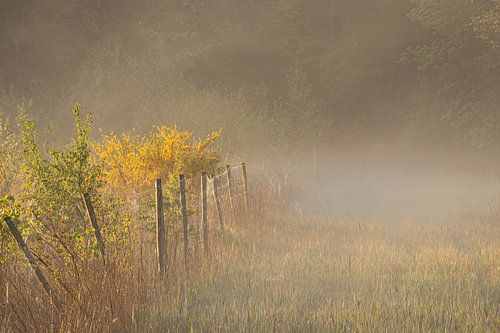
[96,125,222,193]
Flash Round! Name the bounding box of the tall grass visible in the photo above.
[141,215,500,332]
[2,178,500,332]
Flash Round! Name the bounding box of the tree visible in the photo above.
[405,0,500,147]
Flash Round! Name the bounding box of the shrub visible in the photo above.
[96,124,222,198]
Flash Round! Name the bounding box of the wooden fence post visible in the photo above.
[3,216,62,312]
[179,174,189,275]
[226,165,235,215]
[155,179,166,277]
[201,172,209,257]
[213,176,224,230]
[82,193,106,264]
[241,162,249,214]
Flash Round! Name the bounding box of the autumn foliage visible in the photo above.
[96,126,222,193]
[0,105,225,331]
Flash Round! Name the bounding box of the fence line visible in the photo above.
[150,162,250,278]
[2,162,251,307]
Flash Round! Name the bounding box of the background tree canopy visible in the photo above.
[1,0,499,158]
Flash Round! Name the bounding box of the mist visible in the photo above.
[3,0,498,191]
[2,1,500,331]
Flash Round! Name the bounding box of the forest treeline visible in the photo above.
[1,0,500,157]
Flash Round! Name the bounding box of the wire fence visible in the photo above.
[154,162,250,278]
[1,162,252,312]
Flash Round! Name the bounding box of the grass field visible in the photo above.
[3,162,500,332]
[137,215,500,332]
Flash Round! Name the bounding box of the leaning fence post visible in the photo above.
[82,192,106,264]
[155,179,166,277]
[213,175,224,230]
[226,165,235,216]
[3,216,62,312]
[241,162,249,214]
[179,174,189,275]
[201,172,209,257]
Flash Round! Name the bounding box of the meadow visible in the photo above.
[138,215,500,332]
[3,1,500,331]
[1,108,500,332]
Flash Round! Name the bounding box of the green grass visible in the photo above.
[137,216,500,332]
